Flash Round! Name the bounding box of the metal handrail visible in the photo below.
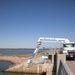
[58,60,74,75]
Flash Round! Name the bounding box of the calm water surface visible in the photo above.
[0,49,43,55]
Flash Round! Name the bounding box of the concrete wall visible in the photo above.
[5,62,53,74]
[5,62,42,73]
[56,54,66,75]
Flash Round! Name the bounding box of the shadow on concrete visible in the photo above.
[66,57,75,60]
[48,54,56,75]
[52,55,56,75]
[41,72,46,75]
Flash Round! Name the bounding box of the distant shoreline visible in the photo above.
[0,48,51,50]
[0,48,35,50]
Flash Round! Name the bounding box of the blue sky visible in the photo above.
[0,0,75,48]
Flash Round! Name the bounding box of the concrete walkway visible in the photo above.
[66,60,75,75]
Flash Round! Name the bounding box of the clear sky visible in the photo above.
[0,0,75,48]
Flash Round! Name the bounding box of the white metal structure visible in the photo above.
[27,37,75,66]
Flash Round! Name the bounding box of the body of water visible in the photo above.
[0,49,43,55]
[0,49,43,75]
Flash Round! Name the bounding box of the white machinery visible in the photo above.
[63,42,75,58]
[27,37,75,66]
